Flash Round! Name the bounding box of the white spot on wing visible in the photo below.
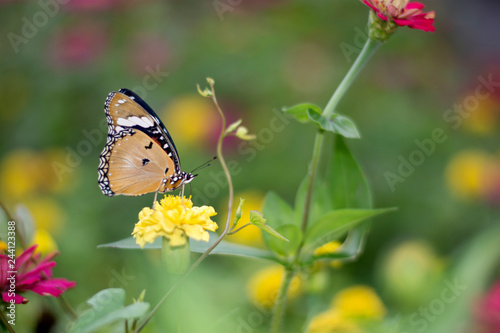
[117,118,135,127]
[141,117,154,127]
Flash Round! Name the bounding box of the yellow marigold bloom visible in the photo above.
[32,229,58,254]
[247,265,302,308]
[224,191,265,247]
[306,309,360,333]
[445,150,492,200]
[132,195,217,248]
[331,286,386,320]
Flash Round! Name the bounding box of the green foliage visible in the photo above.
[249,210,289,242]
[302,208,395,254]
[282,104,360,139]
[69,288,149,333]
[307,110,360,138]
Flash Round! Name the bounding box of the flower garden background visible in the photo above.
[1,0,500,332]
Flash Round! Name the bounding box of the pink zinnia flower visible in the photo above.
[362,0,435,32]
[474,281,500,332]
[0,245,76,304]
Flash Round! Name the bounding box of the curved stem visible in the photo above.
[323,38,381,118]
[134,81,234,333]
[270,268,295,333]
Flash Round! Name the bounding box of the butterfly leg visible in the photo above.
[152,190,159,210]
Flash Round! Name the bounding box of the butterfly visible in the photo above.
[98,88,195,197]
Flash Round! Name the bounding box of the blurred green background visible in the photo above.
[1,0,500,332]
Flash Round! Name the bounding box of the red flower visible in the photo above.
[362,0,435,32]
[0,245,76,304]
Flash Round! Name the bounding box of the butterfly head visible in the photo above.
[160,172,196,192]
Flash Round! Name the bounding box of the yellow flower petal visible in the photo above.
[132,195,217,248]
[331,285,386,320]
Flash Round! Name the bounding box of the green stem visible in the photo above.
[300,131,324,234]
[270,268,295,333]
[323,38,381,118]
[134,81,234,333]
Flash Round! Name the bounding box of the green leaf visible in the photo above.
[249,210,289,242]
[303,208,394,253]
[69,288,149,333]
[307,110,360,139]
[323,136,373,261]
[262,191,295,228]
[328,136,371,209]
[266,224,302,257]
[99,233,276,261]
[294,177,332,228]
[282,103,322,123]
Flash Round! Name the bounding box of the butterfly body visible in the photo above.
[98,89,195,197]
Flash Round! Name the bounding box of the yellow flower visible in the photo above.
[463,97,499,135]
[0,149,75,199]
[314,241,343,268]
[162,95,218,147]
[331,286,386,320]
[132,195,218,247]
[306,309,360,333]
[25,196,65,235]
[224,191,265,247]
[445,150,492,200]
[0,241,7,253]
[247,265,302,308]
[32,229,58,254]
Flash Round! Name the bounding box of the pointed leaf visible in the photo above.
[262,191,295,228]
[307,110,360,138]
[303,208,394,253]
[69,288,149,333]
[249,210,289,242]
[266,224,302,257]
[99,234,277,261]
[282,103,322,123]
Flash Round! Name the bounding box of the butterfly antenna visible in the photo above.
[191,156,217,173]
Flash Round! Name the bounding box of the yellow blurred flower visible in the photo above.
[314,241,343,268]
[306,309,360,333]
[162,94,218,147]
[132,195,218,247]
[463,97,500,135]
[32,229,58,254]
[1,150,45,199]
[0,241,7,253]
[0,149,74,200]
[445,150,492,200]
[247,265,302,308]
[224,191,264,247]
[332,286,386,320]
[380,240,443,308]
[25,197,65,235]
